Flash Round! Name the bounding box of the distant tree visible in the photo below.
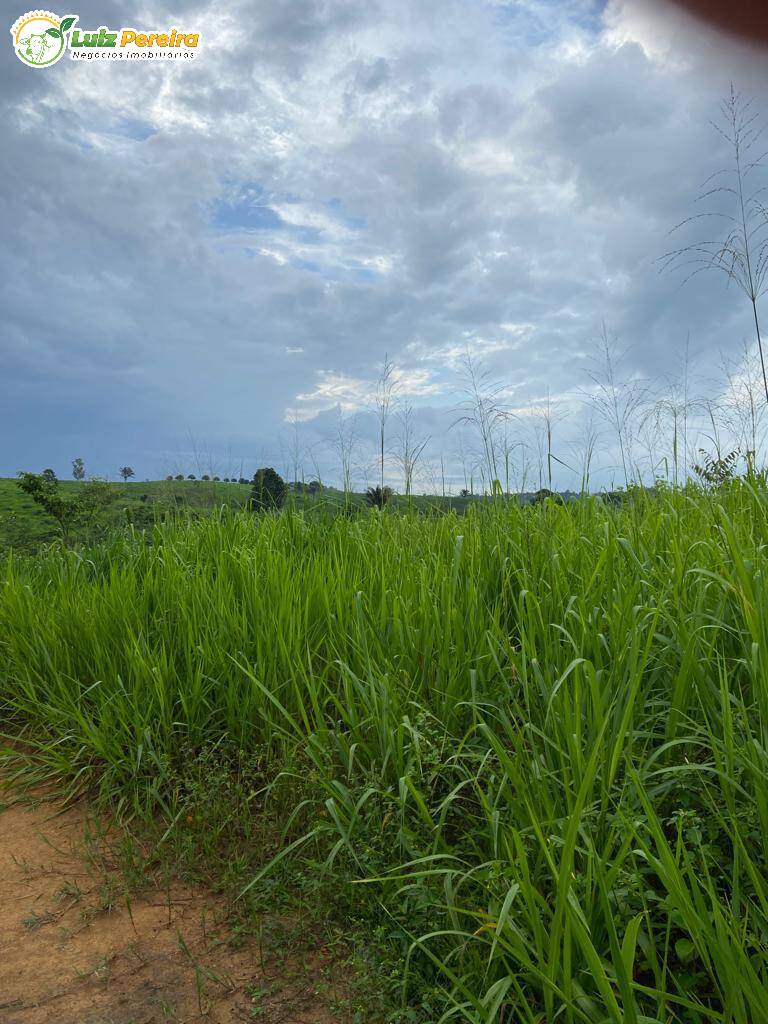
[77,478,114,521]
[165,474,174,481]
[532,488,563,505]
[365,485,394,509]
[250,467,287,511]
[17,470,113,543]
[187,474,196,481]
[459,488,470,497]
[238,476,247,485]
[118,466,135,482]
[202,474,211,481]
[308,479,323,495]
[72,458,85,481]
[175,474,184,481]
[213,476,220,481]
[17,471,66,529]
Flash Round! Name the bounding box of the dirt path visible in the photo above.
[0,795,346,1023]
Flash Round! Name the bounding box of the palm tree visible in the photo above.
[365,485,393,509]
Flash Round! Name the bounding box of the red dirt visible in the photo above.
[0,795,347,1023]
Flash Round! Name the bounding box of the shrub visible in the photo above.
[532,487,563,504]
[693,448,746,486]
[250,468,287,511]
[16,470,114,543]
[365,485,394,509]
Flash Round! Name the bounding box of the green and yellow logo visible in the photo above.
[10,10,200,66]
[10,10,76,67]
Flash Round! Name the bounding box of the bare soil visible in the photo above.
[0,794,347,1024]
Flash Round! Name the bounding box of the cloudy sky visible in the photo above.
[3,0,768,489]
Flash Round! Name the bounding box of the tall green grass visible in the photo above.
[2,486,768,1021]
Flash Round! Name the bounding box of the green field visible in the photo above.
[0,476,475,554]
[0,477,254,552]
[3,484,768,1020]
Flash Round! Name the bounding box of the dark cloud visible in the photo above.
[3,0,768,486]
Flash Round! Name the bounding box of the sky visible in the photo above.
[3,0,768,490]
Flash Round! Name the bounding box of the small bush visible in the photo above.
[365,485,394,509]
[250,467,287,511]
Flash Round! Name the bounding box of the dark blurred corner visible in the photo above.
[658,0,768,46]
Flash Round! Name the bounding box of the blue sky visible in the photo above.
[3,0,768,490]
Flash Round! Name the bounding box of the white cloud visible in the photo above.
[4,0,768,485]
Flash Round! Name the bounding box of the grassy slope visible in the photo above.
[3,484,768,1020]
[0,477,472,553]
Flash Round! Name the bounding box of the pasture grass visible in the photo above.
[0,477,254,552]
[2,484,768,1020]
[0,476,473,554]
